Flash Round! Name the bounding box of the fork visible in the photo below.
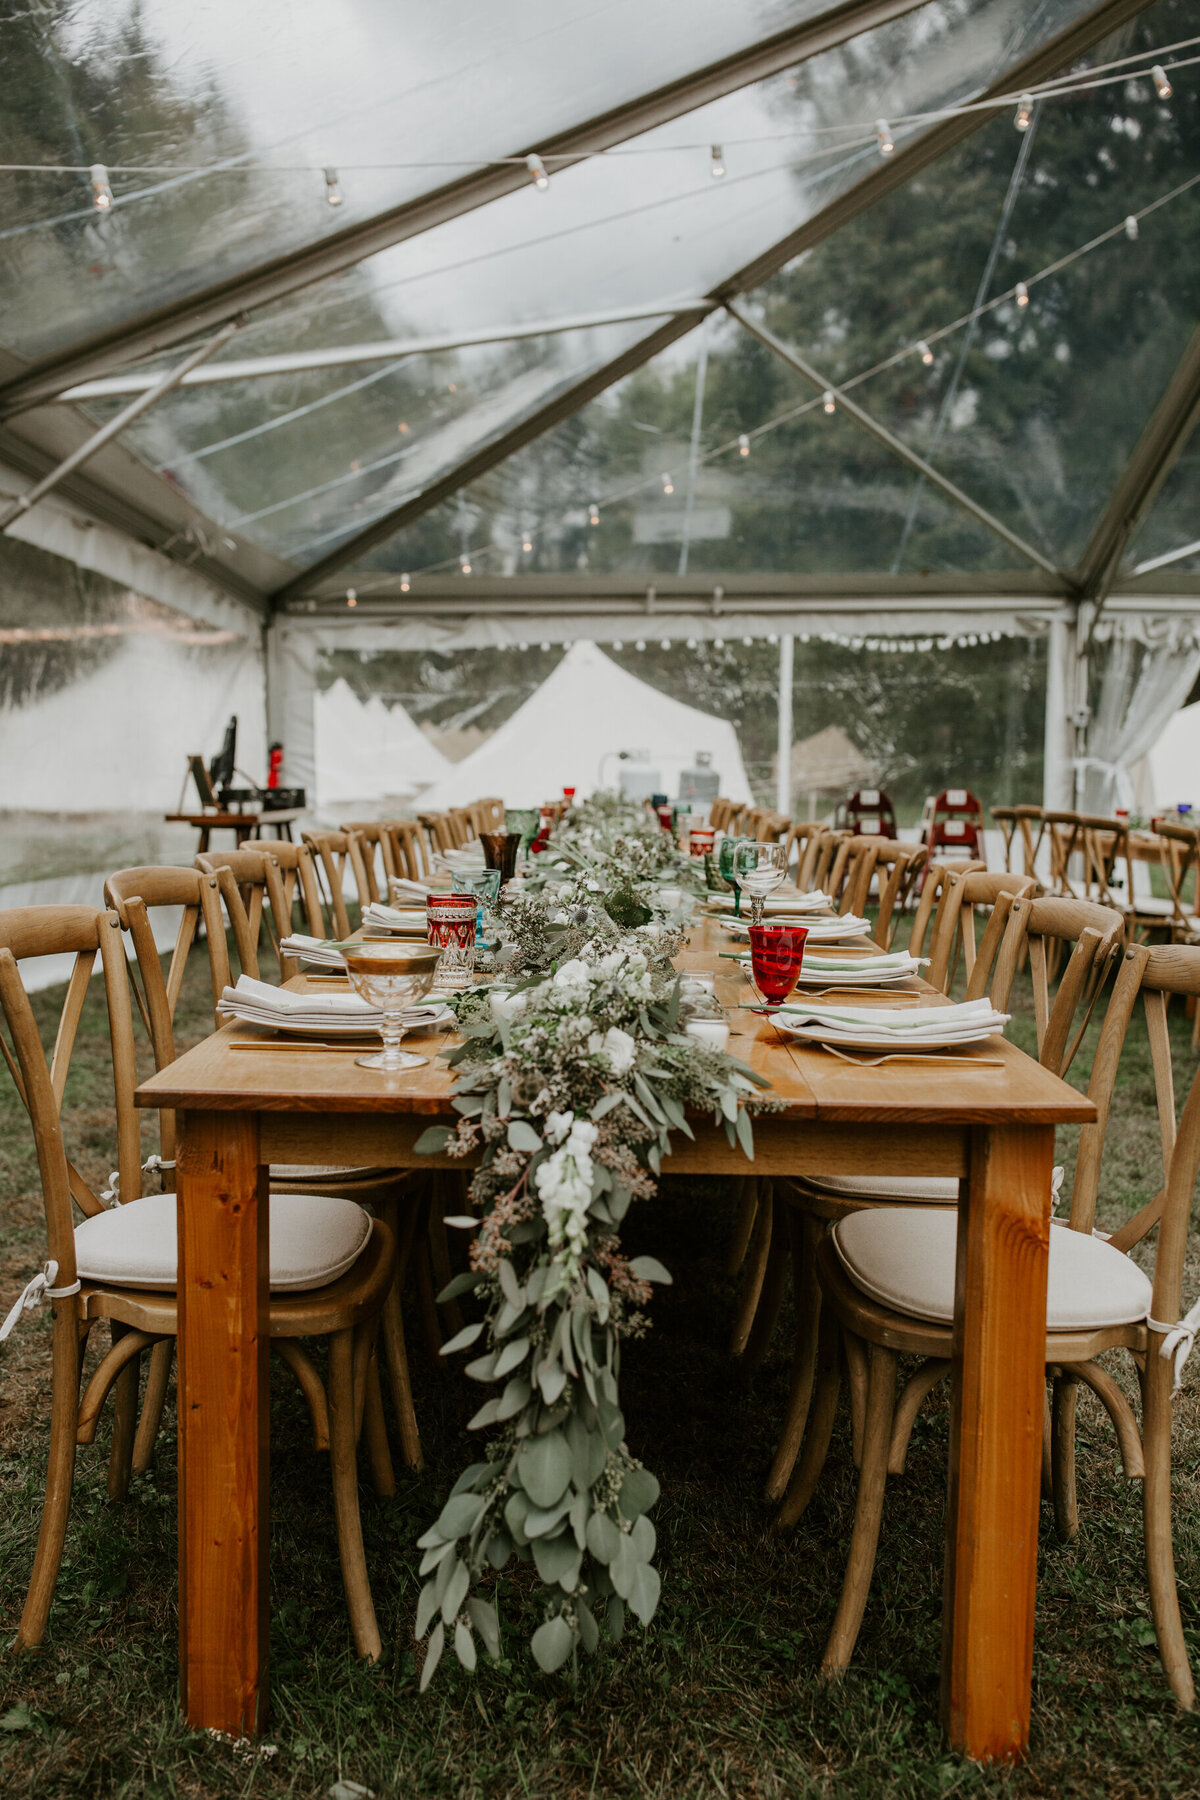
[816,1042,1005,1069]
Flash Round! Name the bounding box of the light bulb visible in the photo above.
[1152,64,1173,100]
[1015,94,1033,131]
[1015,280,1029,307]
[540,640,551,652]
[613,639,624,650]
[875,119,894,157]
[522,536,533,553]
[713,636,725,649]
[400,573,411,593]
[398,420,409,434]
[324,168,343,206]
[822,390,836,414]
[662,472,674,495]
[89,163,113,210]
[917,340,934,365]
[737,433,750,456]
[346,587,357,608]
[686,637,697,648]
[588,500,600,526]
[460,554,472,574]
[525,153,549,190]
[635,639,646,651]
[1125,214,1140,240]
[710,143,726,179]
[741,635,752,647]
[660,638,671,650]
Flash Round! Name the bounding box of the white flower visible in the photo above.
[602,1026,636,1075]
[544,1109,574,1144]
[534,1114,599,1252]
[489,989,526,1023]
[551,958,593,1005]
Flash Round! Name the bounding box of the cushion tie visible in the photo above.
[100,1154,177,1208]
[1147,1299,1200,1396]
[0,1260,82,1341]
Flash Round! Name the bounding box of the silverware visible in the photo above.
[815,1042,1005,1068]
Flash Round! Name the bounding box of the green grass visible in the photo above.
[4,943,1200,1798]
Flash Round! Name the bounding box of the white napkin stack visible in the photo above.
[741,948,925,985]
[218,974,444,1031]
[362,902,430,934]
[776,997,1009,1041]
[722,913,872,941]
[388,876,433,901]
[707,890,832,914]
[280,934,348,970]
[435,847,486,873]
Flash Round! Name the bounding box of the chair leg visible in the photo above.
[328,1328,382,1662]
[132,1339,174,1474]
[743,1185,786,1372]
[764,1207,822,1503]
[107,1322,139,1501]
[1042,1385,1054,1502]
[821,1342,898,1678]
[730,1179,773,1357]
[888,1358,950,1475]
[16,1309,81,1649]
[1142,1347,1195,1707]
[1051,1371,1080,1541]
[362,1344,396,1498]
[375,1188,425,1469]
[844,1330,869,1469]
[775,1304,842,1531]
[727,1176,760,1278]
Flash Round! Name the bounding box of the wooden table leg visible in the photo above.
[176,1109,269,1735]
[942,1122,1053,1762]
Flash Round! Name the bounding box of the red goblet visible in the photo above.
[749,924,808,1005]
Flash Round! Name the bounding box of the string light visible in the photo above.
[613,639,624,650]
[345,587,357,607]
[737,433,751,456]
[89,163,113,210]
[540,640,551,651]
[917,340,934,364]
[400,573,411,592]
[459,553,472,574]
[822,390,836,413]
[525,153,549,190]
[660,638,671,649]
[588,499,600,525]
[324,167,343,206]
[635,638,647,650]
[1125,214,1140,239]
[713,636,725,648]
[710,144,726,179]
[522,535,533,553]
[1152,64,1173,99]
[1015,93,1034,130]
[741,634,753,646]
[875,119,894,157]
[1015,280,1030,306]
[661,472,675,494]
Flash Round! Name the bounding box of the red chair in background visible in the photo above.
[925,788,986,865]
[843,788,897,838]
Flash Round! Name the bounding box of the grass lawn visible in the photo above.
[3,936,1200,1799]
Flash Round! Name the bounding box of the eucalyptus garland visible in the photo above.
[411,799,772,1686]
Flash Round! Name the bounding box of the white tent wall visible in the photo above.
[313,676,452,807]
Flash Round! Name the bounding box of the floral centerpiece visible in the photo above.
[411,795,772,1685]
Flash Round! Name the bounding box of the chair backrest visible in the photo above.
[990,806,1018,871]
[932,786,983,822]
[1146,821,1200,926]
[104,865,232,1035]
[0,909,140,1283]
[709,798,733,831]
[1041,810,1086,897]
[907,861,986,964]
[301,829,370,940]
[339,821,399,899]
[826,836,884,918]
[984,894,1125,1078]
[1009,804,1046,878]
[196,846,313,980]
[783,822,828,888]
[871,842,928,949]
[417,812,457,859]
[473,797,506,832]
[844,788,896,837]
[383,819,434,885]
[808,828,851,895]
[925,869,1037,993]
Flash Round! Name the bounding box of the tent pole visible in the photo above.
[1042,616,1078,812]
[776,634,795,816]
[678,327,710,577]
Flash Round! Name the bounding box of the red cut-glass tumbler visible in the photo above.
[749,924,808,1005]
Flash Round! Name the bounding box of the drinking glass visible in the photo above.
[748,925,808,1005]
[480,830,522,882]
[719,834,755,917]
[343,944,439,1072]
[426,892,478,989]
[506,808,539,861]
[453,867,501,944]
[736,842,788,927]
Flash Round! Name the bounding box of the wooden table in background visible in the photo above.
[163,808,304,854]
[135,915,1094,1761]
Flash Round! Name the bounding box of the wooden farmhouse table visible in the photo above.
[135,913,1094,1761]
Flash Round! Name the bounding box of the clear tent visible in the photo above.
[1,0,1199,826]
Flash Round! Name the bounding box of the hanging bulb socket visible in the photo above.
[1014,94,1033,131]
[875,119,894,157]
[710,143,726,179]
[661,472,675,495]
[737,433,751,456]
[917,340,934,365]
[399,573,411,593]
[459,553,472,574]
[521,536,533,553]
[1015,280,1030,307]
[345,587,357,608]
[588,500,600,526]
[1152,64,1173,100]
[1125,214,1140,240]
[89,163,113,210]
[324,167,343,206]
[822,390,836,414]
[525,153,549,190]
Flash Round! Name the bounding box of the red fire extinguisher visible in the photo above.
[267,742,283,790]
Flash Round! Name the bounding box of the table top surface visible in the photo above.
[164,808,305,825]
[137,907,1096,1130]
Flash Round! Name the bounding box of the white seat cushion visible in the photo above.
[268,1164,392,1182]
[75,1192,372,1293]
[806,1173,960,1204]
[832,1207,1152,1330]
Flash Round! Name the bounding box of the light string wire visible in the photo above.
[0,37,1194,248]
[308,161,1200,591]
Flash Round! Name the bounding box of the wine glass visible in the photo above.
[735,842,788,927]
[718,834,753,916]
[342,943,439,1073]
[505,809,539,862]
[749,924,808,1005]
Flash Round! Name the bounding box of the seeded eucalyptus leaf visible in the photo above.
[619,1468,660,1519]
[609,1185,632,1222]
[463,1351,498,1383]
[508,1118,542,1153]
[585,1267,610,1321]
[611,1532,639,1599]
[467,1397,501,1431]
[486,1531,513,1570]
[628,1256,672,1285]
[531,1614,575,1674]
[538,1362,567,1405]
[420,1620,445,1692]
[735,1102,755,1160]
[518,1431,572,1509]
[523,1493,575,1537]
[532,1533,582,1590]
[415,1579,441,1639]
[628,1559,662,1627]
[450,1461,492,1497]
[504,1490,530,1543]
[469,1597,501,1659]
[631,1514,656,1561]
[597,1398,625,1450]
[440,1320,485,1357]
[497,1255,524,1307]
[414,1125,453,1155]
[437,1270,484,1303]
[577,1597,600,1655]
[608,1596,626,1642]
[509,1218,545,1244]
[586,1511,621,1564]
[454,1619,477,1672]
[419,1540,456,1577]
[495,1376,532,1421]
[494,1337,530,1378]
[441,1557,469,1625]
[436,1492,487,1540]
[569,1490,589,1549]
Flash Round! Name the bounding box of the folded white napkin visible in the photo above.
[708,890,831,913]
[219,974,443,1029]
[722,913,872,939]
[777,997,1008,1037]
[281,934,347,969]
[388,876,432,900]
[800,951,923,972]
[362,902,430,933]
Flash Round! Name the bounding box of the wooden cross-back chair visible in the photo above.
[301,829,371,940]
[742,809,789,844]
[792,939,1200,1702]
[709,798,735,831]
[906,860,986,967]
[0,906,398,1661]
[782,823,828,888]
[472,797,506,832]
[195,845,319,983]
[805,829,851,897]
[754,891,1125,1511]
[924,868,1039,994]
[339,821,399,901]
[992,803,1045,877]
[103,866,234,1038]
[417,812,458,859]
[383,819,435,886]
[869,842,929,949]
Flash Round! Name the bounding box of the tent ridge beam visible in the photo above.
[0,0,932,418]
[265,0,1147,605]
[725,304,1063,579]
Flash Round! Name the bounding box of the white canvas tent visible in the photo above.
[417,641,753,809]
[1145,700,1200,814]
[313,677,451,807]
